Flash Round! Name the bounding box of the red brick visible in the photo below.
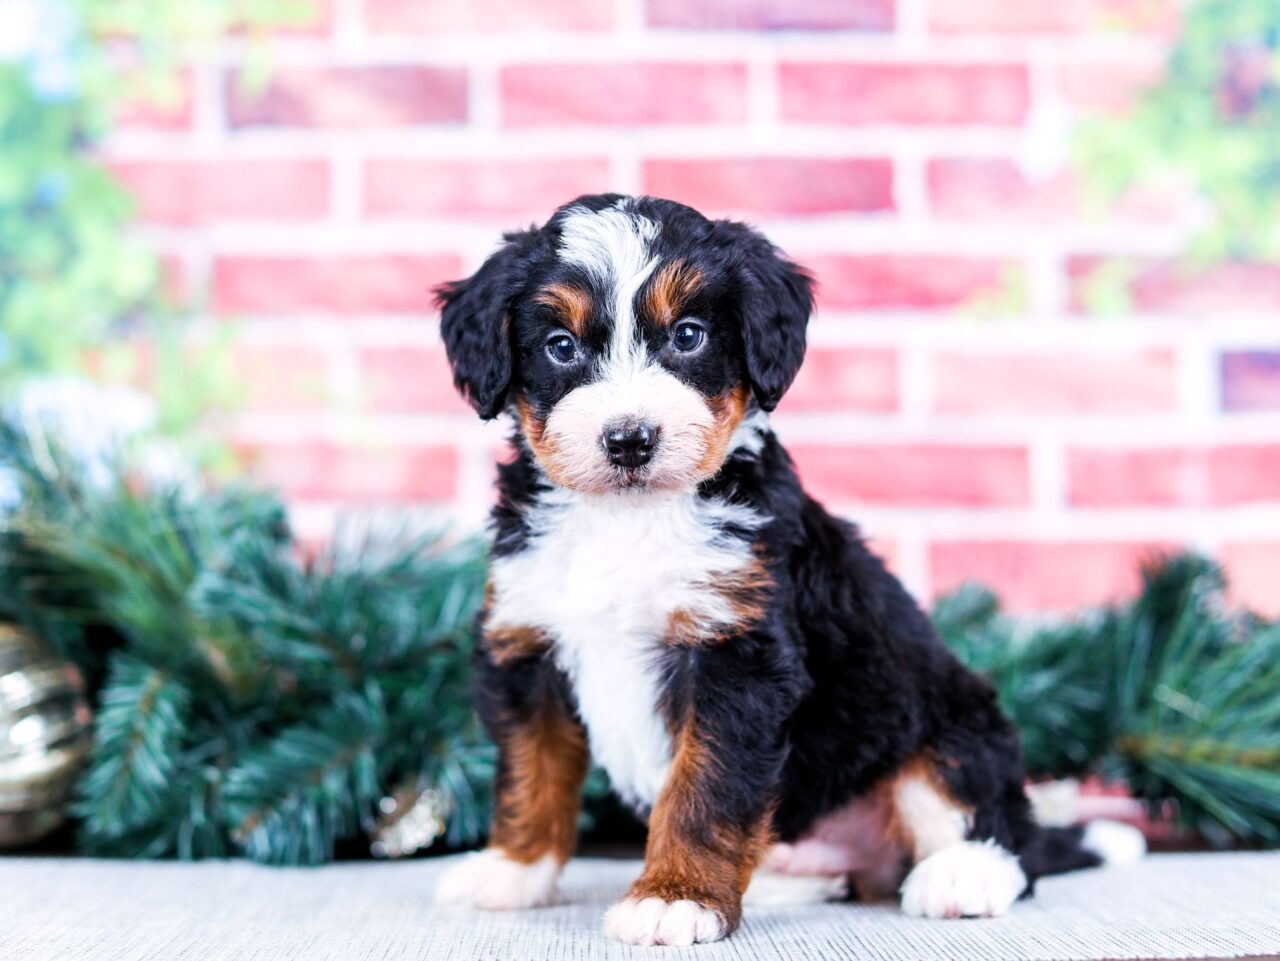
[110,160,330,225]
[360,347,470,413]
[501,63,748,127]
[790,444,1030,507]
[780,63,1029,126]
[1067,446,1280,507]
[932,350,1177,414]
[1067,448,1204,507]
[1057,59,1165,115]
[642,157,894,216]
[227,67,466,128]
[930,541,1171,611]
[367,0,612,31]
[1222,352,1280,412]
[807,255,1019,312]
[1208,446,1280,506]
[100,1,329,39]
[778,347,899,413]
[648,0,893,31]
[1222,543,1280,618]
[929,157,1188,223]
[1069,258,1280,315]
[241,440,458,502]
[365,158,610,218]
[88,340,330,411]
[929,159,1076,221]
[237,346,332,410]
[212,254,462,315]
[115,72,194,130]
[927,0,1179,35]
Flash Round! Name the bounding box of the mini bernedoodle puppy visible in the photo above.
[434,194,1144,946]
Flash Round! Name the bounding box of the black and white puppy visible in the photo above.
[433,194,1143,946]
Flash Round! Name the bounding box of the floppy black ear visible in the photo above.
[436,230,537,420]
[714,221,814,412]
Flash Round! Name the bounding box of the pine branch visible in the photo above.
[934,585,1111,776]
[74,655,191,842]
[222,691,383,866]
[939,553,1280,847]
[1110,605,1280,845]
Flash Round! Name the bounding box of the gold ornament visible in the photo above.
[370,784,449,858]
[0,624,93,847]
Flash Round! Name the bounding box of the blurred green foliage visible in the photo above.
[0,0,314,441]
[0,67,155,381]
[937,555,1280,848]
[1076,0,1280,262]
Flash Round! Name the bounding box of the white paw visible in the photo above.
[433,849,559,910]
[1083,819,1146,865]
[900,841,1026,919]
[603,896,727,946]
[744,869,848,905]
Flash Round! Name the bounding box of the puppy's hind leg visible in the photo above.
[891,758,1027,920]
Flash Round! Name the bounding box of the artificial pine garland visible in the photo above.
[936,563,1280,847]
[1,417,1277,864]
[1,419,496,862]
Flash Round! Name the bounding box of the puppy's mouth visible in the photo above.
[607,463,654,491]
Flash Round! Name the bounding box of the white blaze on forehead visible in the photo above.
[557,202,660,370]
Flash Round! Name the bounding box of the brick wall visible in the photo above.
[104,0,1280,614]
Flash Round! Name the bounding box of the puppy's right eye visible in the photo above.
[546,333,578,365]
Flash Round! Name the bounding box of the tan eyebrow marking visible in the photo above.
[644,259,705,329]
[533,283,593,337]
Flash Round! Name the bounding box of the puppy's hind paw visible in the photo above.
[434,849,559,910]
[1082,819,1147,866]
[900,841,1026,919]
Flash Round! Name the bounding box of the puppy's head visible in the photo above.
[439,194,812,495]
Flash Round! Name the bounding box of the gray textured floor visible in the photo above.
[3,852,1280,960]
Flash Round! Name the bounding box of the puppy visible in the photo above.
[433,194,1144,946]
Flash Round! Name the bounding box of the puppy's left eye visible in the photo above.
[546,332,579,365]
[671,321,705,353]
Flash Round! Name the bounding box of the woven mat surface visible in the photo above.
[3,852,1279,961]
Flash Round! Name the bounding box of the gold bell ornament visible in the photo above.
[0,624,93,847]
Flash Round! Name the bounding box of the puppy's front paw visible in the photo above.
[434,849,559,910]
[900,841,1026,919]
[603,896,727,946]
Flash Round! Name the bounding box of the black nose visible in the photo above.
[603,423,657,469]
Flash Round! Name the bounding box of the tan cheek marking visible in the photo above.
[666,547,773,646]
[645,259,704,329]
[694,383,751,479]
[887,755,972,863]
[534,283,593,338]
[491,700,589,865]
[629,722,774,932]
[516,396,584,491]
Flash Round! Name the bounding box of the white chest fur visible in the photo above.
[487,490,762,810]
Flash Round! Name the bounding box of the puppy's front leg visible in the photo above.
[605,641,799,947]
[435,646,588,910]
